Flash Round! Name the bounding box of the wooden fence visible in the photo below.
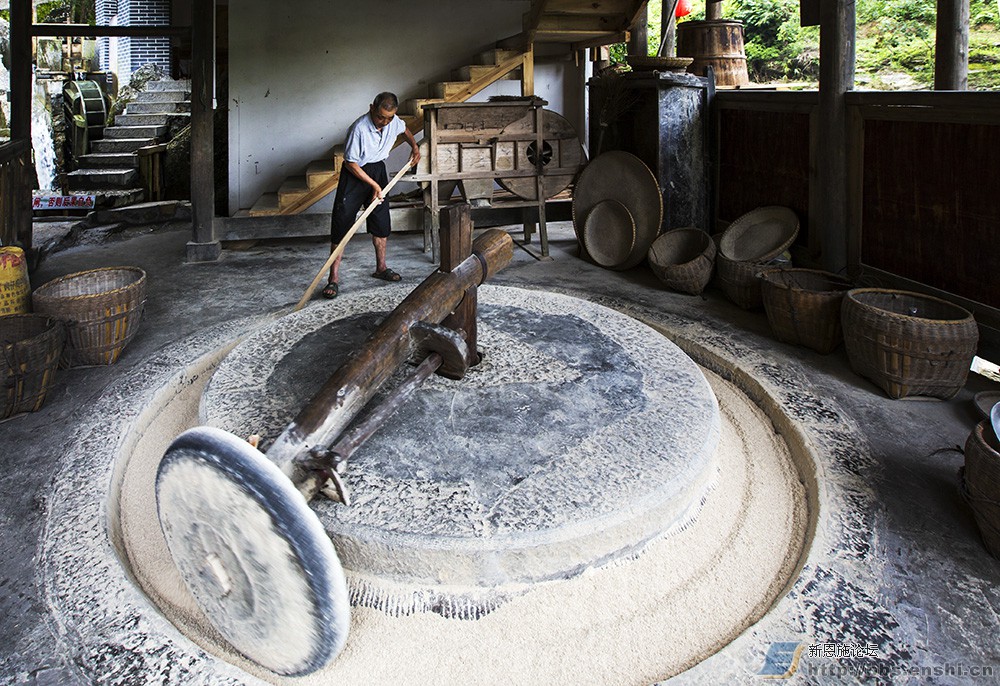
[714,90,1000,328]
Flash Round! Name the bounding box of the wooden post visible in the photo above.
[10,0,33,253]
[706,0,724,21]
[661,0,677,56]
[628,6,649,56]
[816,0,855,274]
[187,0,221,262]
[521,44,535,96]
[934,0,969,90]
[440,204,478,358]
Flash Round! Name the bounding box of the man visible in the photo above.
[324,91,420,298]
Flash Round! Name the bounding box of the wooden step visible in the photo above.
[278,176,310,210]
[431,81,477,99]
[402,97,446,119]
[306,159,338,190]
[476,48,519,66]
[248,192,280,216]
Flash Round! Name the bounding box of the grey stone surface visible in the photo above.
[2,220,999,684]
[202,286,721,587]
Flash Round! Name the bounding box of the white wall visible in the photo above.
[228,0,588,215]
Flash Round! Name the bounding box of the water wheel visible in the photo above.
[63,80,108,165]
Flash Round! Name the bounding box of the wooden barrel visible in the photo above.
[676,20,750,87]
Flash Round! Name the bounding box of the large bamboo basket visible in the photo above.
[962,421,1000,559]
[647,228,716,295]
[841,288,978,399]
[717,207,799,310]
[32,267,147,367]
[760,268,853,354]
[1,314,65,418]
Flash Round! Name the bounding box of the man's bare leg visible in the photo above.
[373,235,388,273]
[328,244,342,284]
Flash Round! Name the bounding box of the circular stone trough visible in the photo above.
[202,286,721,589]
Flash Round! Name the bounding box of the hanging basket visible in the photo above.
[962,421,1000,560]
[1,314,66,419]
[760,268,853,354]
[32,266,147,367]
[841,288,978,399]
[647,228,716,295]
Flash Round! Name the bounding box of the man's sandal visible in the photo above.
[321,281,339,299]
[371,268,401,282]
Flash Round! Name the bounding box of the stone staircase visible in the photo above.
[67,79,191,197]
[244,47,528,217]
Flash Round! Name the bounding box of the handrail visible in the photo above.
[0,139,31,165]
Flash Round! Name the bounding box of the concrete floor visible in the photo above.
[2,218,999,685]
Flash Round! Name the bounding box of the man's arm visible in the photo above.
[402,126,420,167]
[344,161,384,202]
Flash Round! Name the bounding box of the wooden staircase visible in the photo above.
[245,47,530,217]
[241,0,647,218]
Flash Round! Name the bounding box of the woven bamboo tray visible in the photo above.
[760,268,852,354]
[1,314,65,418]
[32,266,147,367]
[647,228,716,295]
[962,421,1000,559]
[718,206,799,262]
[841,288,978,399]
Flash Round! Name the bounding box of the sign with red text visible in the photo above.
[32,195,96,210]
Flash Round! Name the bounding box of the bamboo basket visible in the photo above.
[647,228,716,295]
[760,268,853,354]
[1,314,65,418]
[962,421,1000,559]
[717,207,799,309]
[32,267,147,367]
[841,288,978,399]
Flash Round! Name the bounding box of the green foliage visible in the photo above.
[728,0,818,80]
[36,1,95,25]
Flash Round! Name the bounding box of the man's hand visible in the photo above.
[409,145,421,168]
[370,183,384,204]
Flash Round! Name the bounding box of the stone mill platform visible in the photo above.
[202,285,721,588]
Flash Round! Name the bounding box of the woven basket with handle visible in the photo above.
[1,314,65,418]
[647,228,716,295]
[760,268,852,354]
[32,266,147,367]
[841,288,978,399]
[717,206,799,309]
[962,421,1000,559]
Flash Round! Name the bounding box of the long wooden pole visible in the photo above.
[934,0,969,90]
[294,161,414,311]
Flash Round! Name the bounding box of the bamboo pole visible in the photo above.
[295,160,414,311]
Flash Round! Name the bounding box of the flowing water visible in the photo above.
[31,71,57,192]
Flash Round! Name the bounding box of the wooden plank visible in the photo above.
[189,0,217,250]
[570,31,629,51]
[522,45,535,96]
[537,14,629,33]
[249,193,280,216]
[31,23,190,37]
[545,0,635,14]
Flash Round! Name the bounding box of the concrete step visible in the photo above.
[402,97,446,119]
[76,152,137,169]
[148,79,191,91]
[134,90,189,104]
[249,193,280,216]
[127,101,191,114]
[114,112,188,127]
[306,158,339,189]
[66,168,139,190]
[476,48,519,66]
[103,125,168,140]
[90,138,156,154]
[278,176,310,210]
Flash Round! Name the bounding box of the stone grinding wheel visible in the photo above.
[497,109,585,200]
[155,426,350,676]
[572,151,663,270]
